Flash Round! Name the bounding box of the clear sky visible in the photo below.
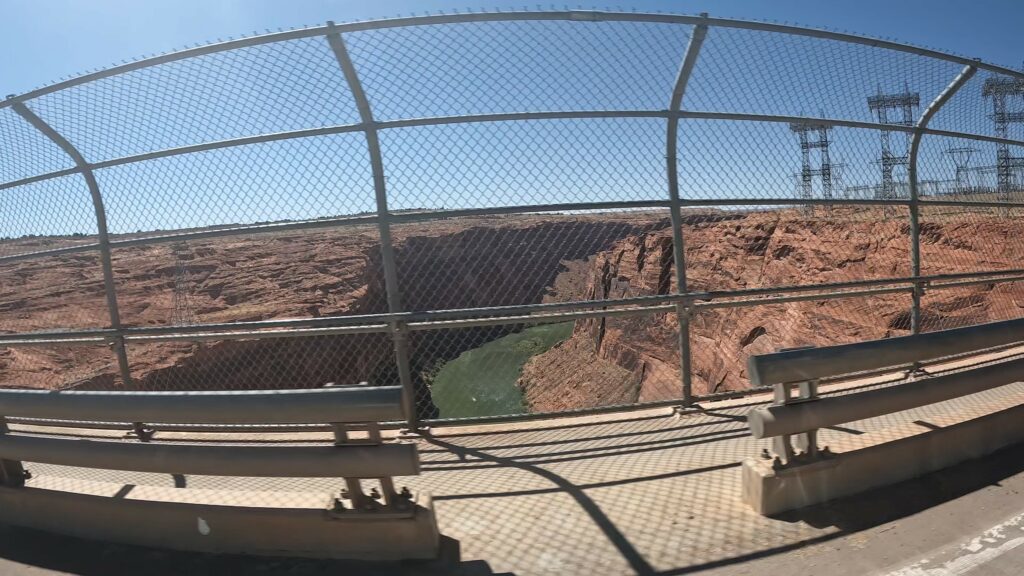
[1,1,1022,238]
[1,0,1021,97]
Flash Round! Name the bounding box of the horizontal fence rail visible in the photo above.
[0,434,420,477]
[3,10,1024,427]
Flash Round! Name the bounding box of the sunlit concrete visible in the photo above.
[3,353,1024,574]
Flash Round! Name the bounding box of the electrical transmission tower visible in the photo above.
[790,121,833,214]
[171,242,196,326]
[867,85,919,202]
[982,75,1024,206]
[946,146,977,194]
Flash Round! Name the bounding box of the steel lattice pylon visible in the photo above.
[867,85,919,201]
[171,242,196,326]
[982,75,1024,204]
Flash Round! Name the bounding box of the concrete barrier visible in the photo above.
[0,479,440,560]
[0,386,440,561]
[744,392,1024,515]
[744,318,1024,516]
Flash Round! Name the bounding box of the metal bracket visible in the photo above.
[125,422,153,442]
[0,416,26,487]
[331,422,383,446]
[767,378,830,467]
[329,479,416,518]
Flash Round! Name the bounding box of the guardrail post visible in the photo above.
[666,15,708,406]
[0,416,26,487]
[907,64,977,334]
[754,345,828,465]
[8,99,136,395]
[764,376,825,467]
[329,421,413,514]
[325,23,421,432]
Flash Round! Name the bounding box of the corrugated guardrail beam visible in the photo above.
[0,434,419,477]
[0,386,404,425]
[747,316,1024,387]
[748,356,1024,439]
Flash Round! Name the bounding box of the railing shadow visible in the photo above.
[778,438,1024,531]
[0,529,509,576]
[421,409,1024,576]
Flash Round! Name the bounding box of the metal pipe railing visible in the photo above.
[907,63,978,333]
[326,23,420,431]
[666,14,709,405]
[8,100,134,391]
[3,11,1024,428]
[2,11,1021,116]
[8,109,1024,198]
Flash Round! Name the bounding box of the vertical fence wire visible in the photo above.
[325,23,420,430]
[907,64,978,334]
[7,100,134,390]
[667,16,708,406]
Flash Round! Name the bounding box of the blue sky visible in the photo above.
[1,1,1023,238]
[3,0,1022,96]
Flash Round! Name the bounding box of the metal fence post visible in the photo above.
[325,23,420,431]
[907,64,977,334]
[666,16,708,406]
[8,99,135,391]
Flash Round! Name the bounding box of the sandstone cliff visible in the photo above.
[3,207,1023,418]
[518,207,1024,411]
[0,213,667,420]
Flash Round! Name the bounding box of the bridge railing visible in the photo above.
[3,11,1024,428]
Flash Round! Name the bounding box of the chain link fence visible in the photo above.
[3,11,1024,428]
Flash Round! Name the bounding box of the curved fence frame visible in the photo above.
[4,11,1024,429]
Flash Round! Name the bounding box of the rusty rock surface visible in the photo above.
[519,207,1024,411]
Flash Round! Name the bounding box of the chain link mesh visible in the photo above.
[95,133,376,238]
[346,20,691,119]
[690,294,909,395]
[0,13,1023,423]
[0,175,98,258]
[28,37,361,163]
[687,26,962,120]
[0,108,74,184]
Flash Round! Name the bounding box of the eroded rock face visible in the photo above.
[0,214,668,414]
[519,208,1024,411]
[5,207,1024,417]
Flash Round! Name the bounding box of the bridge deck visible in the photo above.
[4,352,1024,575]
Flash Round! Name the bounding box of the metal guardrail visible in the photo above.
[745,317,1024,490]
[0,385,404,424]
[0,434,419,477]
[748,316,1024,387]
[0,386,422,513]
[3,10,1024,428]
[749,355,1024,440]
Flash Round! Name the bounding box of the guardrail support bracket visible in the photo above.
[767,378,828,467]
